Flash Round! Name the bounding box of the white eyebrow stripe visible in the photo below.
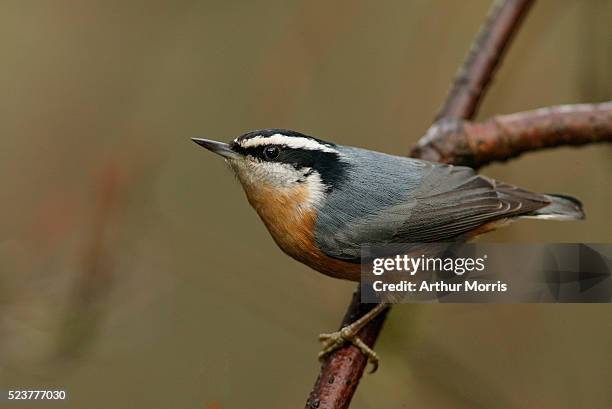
[237,134,338,153]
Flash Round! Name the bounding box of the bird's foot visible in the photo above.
[318,326,379,373]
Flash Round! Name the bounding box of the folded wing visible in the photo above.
[315,160,550,262]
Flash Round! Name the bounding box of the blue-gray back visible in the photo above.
[314,145,549,262]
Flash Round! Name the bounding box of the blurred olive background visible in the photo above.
[0,0,611,408]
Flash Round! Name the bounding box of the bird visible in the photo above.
[192,128,584,371]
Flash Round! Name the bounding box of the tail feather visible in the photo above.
[523,194,585,221]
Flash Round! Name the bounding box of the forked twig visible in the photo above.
[436,0,534,120]
[413,101,612,169]
[304,1,612,407]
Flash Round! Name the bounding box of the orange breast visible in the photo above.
[242,183,360,281]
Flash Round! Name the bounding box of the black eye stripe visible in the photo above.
[229,143,350,190]
[230,143,285,161]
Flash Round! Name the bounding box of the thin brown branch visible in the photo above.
[305,1,533,407]
[436,0,534,121]
[306,287,389,409]
[412,101,612,169]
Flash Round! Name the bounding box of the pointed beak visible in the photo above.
[191,138,239,159]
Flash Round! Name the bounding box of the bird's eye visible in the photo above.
[263,146,280,160]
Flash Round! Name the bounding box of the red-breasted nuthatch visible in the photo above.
[193,129,584,370]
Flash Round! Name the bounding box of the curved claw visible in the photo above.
[317,328,380,373]
[353,336,379,373]
[368,360,379,374]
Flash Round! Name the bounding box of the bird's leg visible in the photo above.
[318,302,389,373]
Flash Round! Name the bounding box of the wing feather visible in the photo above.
[315,156,550,262]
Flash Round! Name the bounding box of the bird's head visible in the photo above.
[193,129,348,210]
